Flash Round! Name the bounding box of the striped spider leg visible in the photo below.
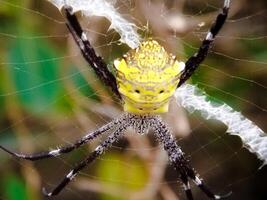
[178,0,230,87]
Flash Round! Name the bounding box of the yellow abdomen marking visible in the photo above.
[114,39,185,114]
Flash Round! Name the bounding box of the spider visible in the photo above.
[0,0,231,199]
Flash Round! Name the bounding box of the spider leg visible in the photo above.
[178,0,230,87]
[186,169,232,199]
[151,116,231,200]
[180,170,194,200]
[42,121,129,197]
[0,115,126,161]
[63,6,121,98]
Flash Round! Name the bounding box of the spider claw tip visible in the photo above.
[0,145,13,154]
[42,187,52,197]
[215,191,232,199]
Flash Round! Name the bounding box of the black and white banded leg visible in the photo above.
[63,6,121,98]
[180,171,194,200]
[42,122,129,197]
[151,116,231,200]
[178,0,230,87]
[0,115,128,161]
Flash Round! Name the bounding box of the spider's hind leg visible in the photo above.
[151,116,231,200]
[180,171,194,200]
[42,117,131,197]
[0,115,125,161]
[186,170,232,199]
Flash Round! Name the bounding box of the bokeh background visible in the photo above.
[0,0,267,200]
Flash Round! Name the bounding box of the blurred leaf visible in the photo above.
[3,174,28,200]
[0,0,21,18]
[0,84,5,116]
[96,152,148,200]
[71,66,99,101]
[244,40,267,60]
[7,36,63,113]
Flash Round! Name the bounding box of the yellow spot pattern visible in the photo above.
[114,39,185,114]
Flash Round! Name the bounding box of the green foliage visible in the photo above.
[3,175,28,200]
[6,37,99,114]
[72,67,99,101]
[8,37,63,113]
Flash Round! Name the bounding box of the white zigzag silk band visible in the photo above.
[48,0,140,49]
[175,84,267,164]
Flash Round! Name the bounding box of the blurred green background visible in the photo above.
[0,0,266,200]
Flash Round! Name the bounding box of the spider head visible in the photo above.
[114,39,185,114]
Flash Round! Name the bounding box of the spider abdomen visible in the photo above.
[114,39,185,114]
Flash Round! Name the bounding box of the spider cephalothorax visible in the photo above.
[114,39,185,113]
[0,1,230,199]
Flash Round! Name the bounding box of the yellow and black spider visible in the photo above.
[0,0,231,199]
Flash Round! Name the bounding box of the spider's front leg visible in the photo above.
[151,116,231,200]
[63,6,121,98]
[178,0,230,87]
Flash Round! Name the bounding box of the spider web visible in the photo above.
[0,0,266,200]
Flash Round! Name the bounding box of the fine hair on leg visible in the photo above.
[43,119,130,197]
[0,114,128,161]
[178,0,230,87]
[151,116,231,199]
[63,6,120,98]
